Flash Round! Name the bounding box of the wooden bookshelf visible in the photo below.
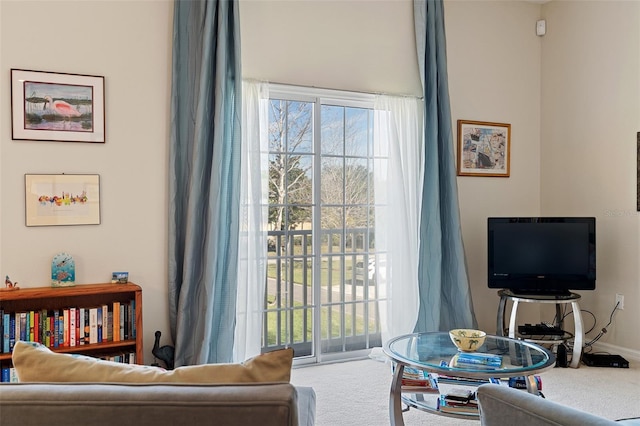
[0,282,143,364]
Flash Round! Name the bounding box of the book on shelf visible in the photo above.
[78,308,84,345]
[438,394,479,415]
[69,308,76,347]
[130,300,136,338]
[120,304,126,340]
[101,305,109,343]
[112,302,120,341]
[436,374,501,386]
[509,375,542,390]
[443,387,474,402]
[53,310,59,348]
[29,310,35,342]
[63,309,70,346]
[107,310,113,342]
[19,312,27,342]
[57,312,64,347]
[44,314,51,347]
[89,308,98,344]
[9,314,15,352]
[74,308,81,346]
[83,309,90,345]
[400,367,439,393]
[97,306,103,343]
[2,312,10,353]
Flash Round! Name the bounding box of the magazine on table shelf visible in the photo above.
[400,367,440,393]
[450,352,503,369]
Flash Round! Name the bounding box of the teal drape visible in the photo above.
[168,0,242,365]
[413,0,477,332]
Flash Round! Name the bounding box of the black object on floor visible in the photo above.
[582,353,629,368]
[555,343,568,368]
[152,330,175,370]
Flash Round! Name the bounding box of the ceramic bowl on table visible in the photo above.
[449,329,486,352]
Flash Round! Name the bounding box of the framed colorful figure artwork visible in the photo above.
[25,174,101,226]
[457,120,511,177]
[11,69,105,143]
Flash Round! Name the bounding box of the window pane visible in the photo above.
[321,206,343,231]
[321,157,344,205]
[269,153,285,204]
[321,105,344,156]
[269,99,286,153]
[287,154,313,205]
[344,157,369,206]
[286,206,311,232]
[344,107,371,157]
[287,101,313,154]
[268,99,313,154]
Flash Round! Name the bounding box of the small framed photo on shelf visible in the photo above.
[111,272,129,284]
[457,120,511,177]
[11,69,105,143]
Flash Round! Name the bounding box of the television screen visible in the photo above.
[487,217,596,295]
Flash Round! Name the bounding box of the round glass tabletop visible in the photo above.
[384,332,556,378]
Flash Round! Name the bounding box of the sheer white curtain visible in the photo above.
[235,80,269,361]
[374,95,424,343]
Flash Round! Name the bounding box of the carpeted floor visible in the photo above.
[290,355,640,425]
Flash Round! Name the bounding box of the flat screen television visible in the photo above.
[487,217,596,295]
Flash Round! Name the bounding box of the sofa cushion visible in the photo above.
[12,341,293,384]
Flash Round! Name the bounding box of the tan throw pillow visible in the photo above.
[12,341,293,384]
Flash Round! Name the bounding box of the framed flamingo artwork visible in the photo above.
[11,69,105,143]
[24,174,101,226]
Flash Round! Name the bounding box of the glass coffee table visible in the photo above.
[383,332,556,425]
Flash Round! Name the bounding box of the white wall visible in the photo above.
[240,0,422,96]
[445,0,544,334]
[540,1,640,356]
[0,0,174,363]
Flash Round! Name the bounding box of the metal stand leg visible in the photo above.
[389,363,405,426]
[555,304,563,330]
[570,301,583,368]
[525,374,542,396]
[497,295,507,336]
[508,300,520,338]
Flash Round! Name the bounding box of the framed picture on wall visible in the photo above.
[11,69,105,143]
[457,120,511,177]
[25,174,101,226]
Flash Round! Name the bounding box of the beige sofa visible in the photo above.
[0,382,316,426]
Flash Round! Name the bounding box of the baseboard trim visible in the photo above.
[590,342,640,362]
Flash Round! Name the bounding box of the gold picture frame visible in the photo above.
[457,120,511,177]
